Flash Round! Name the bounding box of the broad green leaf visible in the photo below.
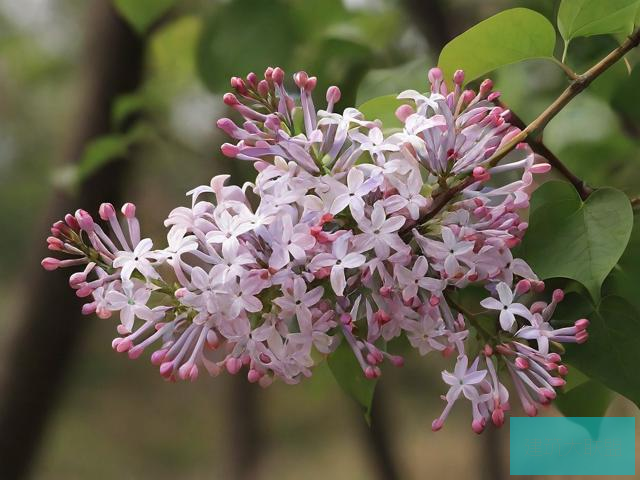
[356,57,431,105]
[603,214,640,310]
[437,8,556,84]
[555,379,613,417]
[518,181,633,300]
[328,337,377,422]
[558,0,640,46]
[358,95,404,130]
[196,0,298,93]
[113,0,175,34]
[554,293,640,407]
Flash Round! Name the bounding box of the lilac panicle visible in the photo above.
[42,66,587,433]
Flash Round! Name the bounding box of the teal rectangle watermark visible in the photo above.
[510,417,635,475]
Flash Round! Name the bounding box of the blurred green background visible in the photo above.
[0,0,639,479]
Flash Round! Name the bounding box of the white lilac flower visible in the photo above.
[309,234,366,296]
[480,282,534,331]
[353,201,406,259]
[41,67,585,435]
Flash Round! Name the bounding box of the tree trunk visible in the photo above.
[0,2,144,478]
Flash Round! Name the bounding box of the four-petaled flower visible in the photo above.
[480,282,534,331]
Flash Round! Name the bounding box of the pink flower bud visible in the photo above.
[81,302,96,315]
[128,346,144,360]
[75,209,94,232]
[515,357,529,370]
[388,355,404,367]
[257,80,269,97]
[47,237,64,251]
[121,202,136,218]
[428,67,443,84]
[223,93,239,106]
[395,104,414,122]
[574,318,589,331]
[431,418,444,431]
[453,69,464,85]
[247,369,261,383]
[99,202,116,220]
[41,257,60,271]
[552,289,564,303]
[293,71,309,89]
[160,361,175,378]
[471,418,485,434]
[151,349,168,365]
[179,363,199,381]
[221,143,239,157]
[206,330,220,349]
[63,214,79,231]
[326,86,341,104]
[272,67,284,85]
[226,357,242,375]
[492,408,505,427]
[479,78,493,95]
[306,76,317,91]
[530,162,551,174]
[515,279,531,295]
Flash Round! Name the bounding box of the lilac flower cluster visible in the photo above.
[42,66,589,433]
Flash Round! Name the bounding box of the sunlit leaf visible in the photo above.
[438,8,556,84]
[558,0,640,48]
[517,181,633,300]
[554,293,640,407]
[328,337,377,422]
[356,57,431,104]
[113,0,175,34]
[357,94,404,130]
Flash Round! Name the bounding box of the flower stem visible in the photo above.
[422,27,640,222]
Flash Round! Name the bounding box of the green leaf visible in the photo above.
[612,66,640,124]
[517,181,633,300]
[554,293,640,407]
[77,124,151,181]
[558,0,640,47]
[555,379,613,417]
[111,93,147,128]
[437,8,556,84]
[113,0,175,34]
[357,95,404,130]
[328,337,377,422]
[356,57,431,105]
[196,0,298,93]
[603,214,640,310]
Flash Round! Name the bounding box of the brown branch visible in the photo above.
[487,27,640,168]
[419,26,640,224]
[502,106,593,200]
[0,3,145,478]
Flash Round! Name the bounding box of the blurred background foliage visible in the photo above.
[0,0,639,479]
